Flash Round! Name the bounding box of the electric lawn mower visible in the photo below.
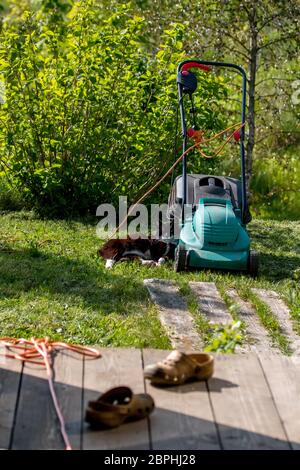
[167,59,259,277]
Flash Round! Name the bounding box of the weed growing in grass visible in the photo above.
[204,321,243,353]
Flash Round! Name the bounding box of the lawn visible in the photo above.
[0,211,299,351]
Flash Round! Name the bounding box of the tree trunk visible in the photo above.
[246,9,258,197]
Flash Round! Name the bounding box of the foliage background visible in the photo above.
[0,0,299,219]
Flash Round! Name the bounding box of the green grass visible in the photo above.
[0,212,299,351]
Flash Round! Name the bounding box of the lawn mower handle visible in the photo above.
[181,61,212,72]
[177,59,248,224]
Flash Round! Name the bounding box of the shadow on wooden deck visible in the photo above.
[1,352,297,450]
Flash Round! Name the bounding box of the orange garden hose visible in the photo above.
[110,122,245,238]
[0,337,101,450]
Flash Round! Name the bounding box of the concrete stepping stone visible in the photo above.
[144,279,203,351]
[252,288,300,355]
[226,288,275,353]
[189,281,232,325]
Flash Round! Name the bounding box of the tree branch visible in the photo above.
[197,23,250,54]
[258,32,299,51]
[240,2,252,18]
[222,30,250,54]
[255,129,300,145]
[257,12,283,33]
[256,77,297,87]
[222,43,251,62]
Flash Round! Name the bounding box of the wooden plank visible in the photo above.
[226,289,274,353]
[208,354,291,450]
[259,354,300,450]
[51,351,84,450]
[189,281,232,325]
[252,288,300,355]
[83,348,150,450]
[0,357,22,450]
[12,362,63,449]
[143,349,220,450]
[11,351,84,450]
[144,279,203,351]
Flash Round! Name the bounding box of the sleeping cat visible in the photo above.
[98,238,176,269]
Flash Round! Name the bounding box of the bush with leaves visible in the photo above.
[0,0,227,217]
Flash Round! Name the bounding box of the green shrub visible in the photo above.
[0,176,23,211]
[251,145,300,220]
[0,0,226,217]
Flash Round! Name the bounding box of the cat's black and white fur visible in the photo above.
[98,238,175,269]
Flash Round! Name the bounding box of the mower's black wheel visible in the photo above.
[248,250,259,278]
[174,245,187,272]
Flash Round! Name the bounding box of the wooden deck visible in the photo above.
[0,348,300,450]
